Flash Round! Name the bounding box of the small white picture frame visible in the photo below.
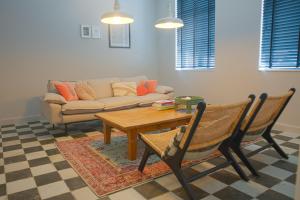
[92,26,101,39]
[81,25,91,38]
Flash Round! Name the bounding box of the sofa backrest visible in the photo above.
[87,78,120,99]
[47,76,148,99]
[120,75,148,84]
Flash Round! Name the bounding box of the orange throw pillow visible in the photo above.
[136,80,158,96]
[145,80,157,93]
[137,80,149,96]
[54,82,78,101]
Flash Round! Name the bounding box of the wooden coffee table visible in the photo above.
[95,107,192,160]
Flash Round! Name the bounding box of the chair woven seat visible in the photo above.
[140,129,179,156]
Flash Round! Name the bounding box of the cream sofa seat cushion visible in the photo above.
[137,93,171,106]
[97,96,140,110]
[112,82,137,97]
[87,78,120,99]
[62,100,105,115]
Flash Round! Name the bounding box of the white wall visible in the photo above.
[1,0,299,129]
[0,0,159,124]
[157,0,300,129]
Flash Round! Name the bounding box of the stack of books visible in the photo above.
[152,100,175,110]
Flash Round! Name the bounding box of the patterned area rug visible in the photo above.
[56,131,221,197]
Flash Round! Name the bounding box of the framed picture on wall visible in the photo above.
[81,25,92,38]
[108,24,131,48]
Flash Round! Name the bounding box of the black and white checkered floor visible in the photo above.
[0,120,299,200]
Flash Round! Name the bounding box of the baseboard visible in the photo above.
[274,123,300,133]
[0,114,43,126]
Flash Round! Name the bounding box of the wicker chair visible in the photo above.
[138,97,255,200]
[230,88,296,177]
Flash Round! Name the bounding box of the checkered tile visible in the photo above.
[0,120,298,200]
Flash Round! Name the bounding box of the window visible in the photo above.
[260,0,300,70]
[176,0,215,70]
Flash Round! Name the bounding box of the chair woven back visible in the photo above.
[243,91,294,133]
[179,100,251,152]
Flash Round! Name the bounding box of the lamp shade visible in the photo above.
[101,0,134,25]
[154,17,184,29]
[101,11,134,24]
[154,0,184,29]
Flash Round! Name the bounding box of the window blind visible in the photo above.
[176,0,215,69]
[260,0,300,69]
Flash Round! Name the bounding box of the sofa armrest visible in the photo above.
[44,93,67,105]
[156,85,174,94]
[42,101,63,125]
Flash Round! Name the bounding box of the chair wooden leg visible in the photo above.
[263,131,288,159]
[220,147,249,181]
[138,147,151,172]
[170,165,196,200]
[231,145,259,177]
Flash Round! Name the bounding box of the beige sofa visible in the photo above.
[42,76,174,127]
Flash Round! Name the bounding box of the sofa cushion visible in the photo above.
[75,81,97,100]
[145,80,158,93]
[97,96,139,111]
[44,93,67,105]
[156,85,174,94]
[120,75,148,84]
[137,81,149,96]
[47,80,76,93]
[137,80,158,96]
[87,78,120,99]
[137,93,171,106]
[112,82,137,97]
[62,100,104,115]
[55,82,79,101]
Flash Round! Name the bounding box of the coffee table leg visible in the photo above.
[103,123,111,144]
[128,130,137,160]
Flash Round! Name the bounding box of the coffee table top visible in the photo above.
[95,107,192,130]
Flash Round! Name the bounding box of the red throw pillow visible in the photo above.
[137,80,149,96]
[145,80,157,93]
[54,82,78,101]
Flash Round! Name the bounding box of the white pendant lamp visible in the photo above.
[155,0,184,29]
[101,0,134,25]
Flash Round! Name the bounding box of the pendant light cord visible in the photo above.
[168,0,172,17]
[114,0,120,11]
